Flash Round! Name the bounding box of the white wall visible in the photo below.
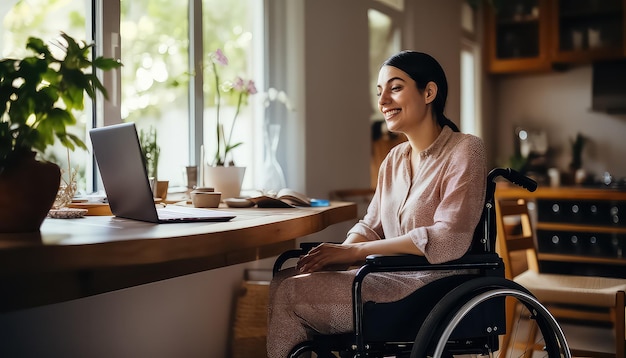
[492,66,626,179]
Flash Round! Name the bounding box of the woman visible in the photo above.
[267,51,487,358]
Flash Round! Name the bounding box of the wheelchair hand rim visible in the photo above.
[432,288,571,358]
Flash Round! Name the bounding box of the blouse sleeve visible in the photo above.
[404,137,486,263]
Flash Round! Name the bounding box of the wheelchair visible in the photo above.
[272,168,571,358]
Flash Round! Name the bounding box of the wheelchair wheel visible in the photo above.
[411,277,571,358]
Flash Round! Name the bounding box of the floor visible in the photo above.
[502,315,614,357]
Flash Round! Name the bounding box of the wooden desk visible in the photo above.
[0,202,357,313]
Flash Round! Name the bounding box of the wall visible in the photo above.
[492,66,626,179]
[0,260,271,358]
[0,1,466,357]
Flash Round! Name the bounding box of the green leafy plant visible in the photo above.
[139,126,160,178]
[0,32,122,173]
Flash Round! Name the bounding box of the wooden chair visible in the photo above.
[496,198,626,357]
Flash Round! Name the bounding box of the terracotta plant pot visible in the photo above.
[0,152,61,233]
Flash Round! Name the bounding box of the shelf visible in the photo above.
[536,222,626,234]
[539,253,626,266]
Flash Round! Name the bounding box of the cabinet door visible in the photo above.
[485,0,552,74]
[551,0,625,64]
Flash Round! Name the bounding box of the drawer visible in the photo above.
[537,199,626,227]
[537,229,625,259]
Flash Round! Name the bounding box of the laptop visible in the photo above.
[89,122,236,223]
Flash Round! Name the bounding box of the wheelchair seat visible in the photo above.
[273,168,571,358]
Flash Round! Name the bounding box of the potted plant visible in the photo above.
[0,32,121,233]
[203,48,256,199]
[203,48,295,199]
[207,48,258,167]
[569,132,588,184]
[139,126,167,199]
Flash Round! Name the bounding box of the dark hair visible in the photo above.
[383,51,460,132]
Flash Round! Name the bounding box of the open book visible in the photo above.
[248,188,311,208]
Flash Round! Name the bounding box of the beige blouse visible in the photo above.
[347,126,487,264]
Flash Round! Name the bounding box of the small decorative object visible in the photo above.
[569,133,588,185]
[185,165,198,189]
[0,32,121,232]
[260,88,294,192]
[569,132,586,171]
[190,189,222,208]
[53,149,78,209]
[48,207,88,219]
[547,167,561,188]
[261,124,287,191]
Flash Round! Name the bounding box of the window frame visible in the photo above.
[95,0,264,193]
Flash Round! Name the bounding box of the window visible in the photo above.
[201,0,260,190]
[460,1,481,137]
[2,0,262,194]
[120,0,191,188]
[461,45,479,136]
[368,1,402,121]
[368,8,401,120]
[1,0,91,191]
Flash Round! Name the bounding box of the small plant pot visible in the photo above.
[191,191,222,208]
[155,180,169,200]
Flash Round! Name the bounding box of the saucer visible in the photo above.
[224,197,255,208]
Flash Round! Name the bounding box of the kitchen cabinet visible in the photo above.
[551,0,626,64]
[484,0,552,74]
[484,0,626,74]
[496,185,626,278]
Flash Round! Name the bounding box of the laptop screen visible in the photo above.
[90,122,161,222]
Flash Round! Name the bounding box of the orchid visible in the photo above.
[208,48,257,166]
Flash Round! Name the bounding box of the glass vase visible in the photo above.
[261,124,286,193]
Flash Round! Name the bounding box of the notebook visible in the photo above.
[89,122,236,223]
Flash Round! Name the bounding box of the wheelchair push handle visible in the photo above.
[488,167,537,192]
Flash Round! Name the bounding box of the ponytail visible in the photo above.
[438,115,460,132]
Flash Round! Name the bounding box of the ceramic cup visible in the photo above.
[191,191,221,208]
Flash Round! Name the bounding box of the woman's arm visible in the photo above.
[296,236,423,273]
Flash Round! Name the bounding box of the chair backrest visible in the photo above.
[495,198,539,279]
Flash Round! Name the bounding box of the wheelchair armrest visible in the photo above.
[363,253,502,272]
[272,242,325,276]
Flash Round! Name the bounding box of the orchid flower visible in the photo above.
[208,49,257,166]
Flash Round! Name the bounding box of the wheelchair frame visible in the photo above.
[273,168,571,358]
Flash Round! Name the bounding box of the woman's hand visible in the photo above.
[296,243,361,273]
